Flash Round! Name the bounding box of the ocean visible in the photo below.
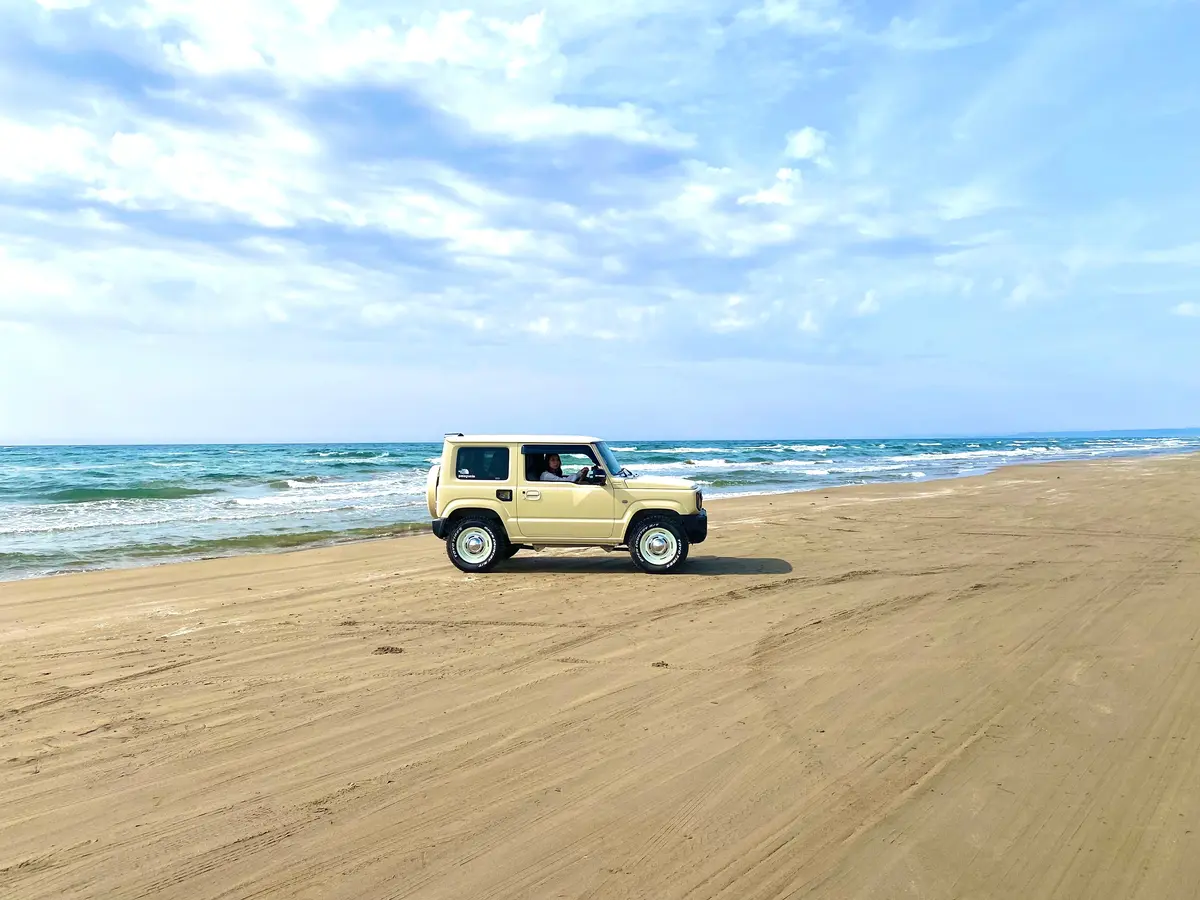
[2,434,1197,581]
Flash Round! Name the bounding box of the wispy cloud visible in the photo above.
[738,0,846,33]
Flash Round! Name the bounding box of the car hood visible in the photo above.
[617,474,697,491]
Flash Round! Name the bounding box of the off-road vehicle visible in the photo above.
[427,434,707,574]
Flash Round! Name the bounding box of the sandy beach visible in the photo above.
[3,453,1199,899]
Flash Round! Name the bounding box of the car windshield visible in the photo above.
[595,442,627,475]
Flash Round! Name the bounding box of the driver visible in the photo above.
[540,453,589,483]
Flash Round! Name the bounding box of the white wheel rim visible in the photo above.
[639,527,679,566]
[456,527,494,564]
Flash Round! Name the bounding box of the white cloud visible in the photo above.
[784,127,830,167]
[0,119,98,184]
[586,162,825,259]
[0,208,518,337]
[934,182,1002,221]
[856,290,880,315]
[525,316,552,335]
[0,105,320,227]
[741,0,846,33]
[712,294,764,332]
[1006,275,1047,306]
[61,3,693,148]
[878,15,1000,52]
[0,99,573,264]
[1173,302,1200,317]
[737,168,801,206]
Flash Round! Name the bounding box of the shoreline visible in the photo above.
[6,438,1197,585]
[4,449,1196,587]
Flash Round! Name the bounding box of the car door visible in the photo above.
[516,446,615,540]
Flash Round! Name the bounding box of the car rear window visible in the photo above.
[455,447,510,481]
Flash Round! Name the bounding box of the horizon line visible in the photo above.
[4,427,1200,449]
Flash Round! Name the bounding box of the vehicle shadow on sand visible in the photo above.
[499,555,793,576]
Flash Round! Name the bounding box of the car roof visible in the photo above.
[444,434,601,445]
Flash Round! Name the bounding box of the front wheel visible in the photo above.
[629,517,689,574]
[446,517,504,573]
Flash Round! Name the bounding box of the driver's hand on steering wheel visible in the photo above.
[576,466,589,482]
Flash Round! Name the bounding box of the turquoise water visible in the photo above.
[2,434,1197,581]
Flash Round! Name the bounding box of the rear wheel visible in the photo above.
[502,543,521,559]
[629,516,689,574]
[446,517,504,573]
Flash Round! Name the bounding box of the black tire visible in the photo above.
[629,516,689,574]
[502,543,521,559]
[446,517,504,573]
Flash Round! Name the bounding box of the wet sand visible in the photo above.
[3,454,1199,899]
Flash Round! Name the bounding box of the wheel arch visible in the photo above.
[621,506,684,545]
[444,505,512,541]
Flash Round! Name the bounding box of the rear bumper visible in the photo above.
[682,509,708,544]
[431,519,447,539]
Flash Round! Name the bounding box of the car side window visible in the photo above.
[522,446,602,483]
[455,447,510,481]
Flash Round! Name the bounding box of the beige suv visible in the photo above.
[427,434,707,574]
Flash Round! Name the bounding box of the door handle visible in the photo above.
[524,490,541,501]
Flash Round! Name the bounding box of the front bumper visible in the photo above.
[682,509,708,544]
[431,519,447,539]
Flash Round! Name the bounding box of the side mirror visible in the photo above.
[588,468,608,485]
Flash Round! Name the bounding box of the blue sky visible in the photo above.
[1,0,1198,443]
